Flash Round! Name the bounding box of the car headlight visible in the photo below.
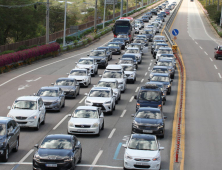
[168,84,171,88]
[70,89,76,92]
[104,101,111,104]
[68,122,75,127]
[90,66,93,69]
[92,123,99,127]
[152,157,159,161]
[158,104,162,109]
[28,115,37,120]
[130,74,134,77]
[158,124,164,129]
[85,100,91,104]
[64,157,73,162]
[34,154,40,162]
[125,153,133,160]
[84,78,87,81]
[75,65,79,68]
[52,100,59,104]
[7,114,15,119]
[169,69,172,72]
[113,92,118,96]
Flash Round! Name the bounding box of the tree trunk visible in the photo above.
[217,0,219,11]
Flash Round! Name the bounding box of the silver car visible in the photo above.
[124,47,142,64]
[75,58,98,77]
[67,69,91,87]
[121,64,137,84]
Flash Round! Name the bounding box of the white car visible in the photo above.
[85,87,116,114]
[156,47,173,60]
[97,78,121,103]
[123,134,164,170]
[7,96,46,130]
[75,58,98,77]
[100,70,127,92]
[67,69,91,87]
[67,106,104,136]
[106,64,123,72]
[121,64,137,83]
[146,25,157,35]
[124,47,142,64]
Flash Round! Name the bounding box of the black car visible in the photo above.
[0,117,20,162]
[117,34,130,43]
[33,134,82,170]
[111,38,126,49]
[141,15,149,22]
[157,14,165,22]
[131,107,167,137]
[87,50,108,68]
[150,9,157,15]
[52,78,80,99]
[142,29,154,42]
[96,47,113,61]
[160,11,167,17]
[107,42,121,55]
[122,54,138,69]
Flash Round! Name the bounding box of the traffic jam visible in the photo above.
[0,1,178,170]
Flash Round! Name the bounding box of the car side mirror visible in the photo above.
[75,146,80,150]
[75,62,77,64]
[8,132,14,137]
[34,144,39,149]
[159,146,164,150]
[60,94,65,97]
[7,106,11,110]
[87,55,89,56]
[134,69,137,71]
[68,114,72,117]
[51,83,54,85]
[122,144,127,148]
[99,75,102,77]
[33,93,36,96]
[67,73,69,75]
[84,93,88,96]
[88,74,91,76]
[171,80,173,83]
[131,114,135,117]
[134,95,137,99]
[164,116,167,119]
[215,48,217,50]
[148,78,150,81]
[166,40,168,42]
[100,115,104,118]
[118,85,121,89]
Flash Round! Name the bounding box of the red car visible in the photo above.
[214,46,222,60]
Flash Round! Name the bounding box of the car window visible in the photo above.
[90,51,105,56]
[122,65,134,71]
[151,76,170,82]
[13,100,37,110]
[7,121,13,134]
[103,71,123,78]
[219,47,222,51]
[97,81,116,88]
[38,89,59,97]
[40,138,72,149]
[55,79,74,86]
[73,109,98,118]
[89,90,111,97]
[70,70,87,76]
[136,110,162,119]
[11,120,17,129]
[138,91,161,101]
[78,59,93,65]
[128,137,158,150]
[0,124,6,136]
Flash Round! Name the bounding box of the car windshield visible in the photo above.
[138,91,161,101]
[38,89,59,97]
[128,45,141,49]
[117,35,128,38]
[108,43,119,47]
[157,61,173,66]
[98,48,108,52]
[113,39,124,42]
[151,76,170,82]
[0,124,6,136]
[97,81,116,88]
[122,55,136,60]
[78,59,93,65]
[13,100,37,110]
[125,49,139,53]
[135,21,141,24]
[70,70,86,76]
[122,65,134,71]
[136,110,162,119]
[134,39,145,43]
[128,137,158,150]
[119,59,132,64]
[152,68,168,73]
[158,49,172,54]
[89,90,110,97]
[55,80,74,86]
[90,51,105,56]
[102,71,123,78]
[156,45,166,49]
[73,109,98,118]
[40,138,72,150]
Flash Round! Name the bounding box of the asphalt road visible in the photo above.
[171,0,222,169]
[0,1,179,170]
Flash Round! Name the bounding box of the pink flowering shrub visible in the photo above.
[0,43,60,67]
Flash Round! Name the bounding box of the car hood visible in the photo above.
[150,80,170,86]
[124,71,135,74]
[113,88,119,94]
[41,97,59,103]
[86,97,111,103]
[126,148,159,158]
[109,46,120,49]
[70,118,99,125]
[54,86,74,92]
[134,118,162,125]
[68,75,87,80]
[76,64,93,69]
[8,109,38,117]
[37,148,72,159]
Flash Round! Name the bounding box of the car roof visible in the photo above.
[154,35,165,38]
[122,54,137,57]
[156,43,168,45]
[16,96,40,101]
[45,134,72,140]
[152,73,170,76]
[97,46,109,48]
[91,49,105,52]
[153,66,168,69]
[106,65,122,69]
[145,82,164,86]
[91,87,112,91]
[99,78,117,82]
[40,86,60,90]
[131,134,156,140]
[120,58,133,60]
[160,54,174,56]
[0,117,13,124]
[126,47,140,49]
[158,59,173,62]
[57,77,75,81]
[120,64,134,66]
[79,58,94,60]
[130,43,141,45]
[159,47,172,50]
[76,106,98,110]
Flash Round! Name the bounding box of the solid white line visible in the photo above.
[204,51,208,55]
[79,96,86,103]
[195,41,198,44]
[120,110,127,117]
[0,162,32,165]
[92,150,103,165]
[135,87,139,92]
[53,115,69,130]
[141,79,144,82]
[214,65,218,69]
[108,128,116,139]
[145,72,147,76]
[210,58,213,61]
[129,96,134,102]
[218,73,222,78]
[199,46,203,49]
[18,149,34,163]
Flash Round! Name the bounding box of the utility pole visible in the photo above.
[46,0,49,44]
[63,0,67,46]
[136,0,137,10]
[120,0,123,17]
[217,0,219,11]
[103,0,107,29]
[126,0,128,16]
[142,0,143,7]
[220,5,222,26]
[94,0,98,31]
[113,0,115,20]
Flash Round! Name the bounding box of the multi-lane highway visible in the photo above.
[0,1,180,170]
[171,0,222,169]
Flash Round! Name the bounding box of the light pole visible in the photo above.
[126,0,128,16]
[113,0,115,20]
[63,0,67,46]
[103,0,107,29]
[94,0,98,32]
[46,0,49,44]
[120,0,123,17]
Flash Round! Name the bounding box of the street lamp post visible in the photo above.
[126,0,128,16]
[94,0,98,31]
[120,0,123,17]
[46,0,49,44]
[103,0,107,29]
[63,0,67,47]
[113,1,115,20]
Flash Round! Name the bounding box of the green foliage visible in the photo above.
[56,38,63,44]
[0,50,15,55]
[205,4,221,24]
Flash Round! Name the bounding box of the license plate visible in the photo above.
[143,130,153,133]
[45,164,57,167]
[135,162,149,165]
[19,124,26,127]
[77,129,87,132]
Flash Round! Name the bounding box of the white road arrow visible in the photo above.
[26,77,41,82]
[18,84,30,91]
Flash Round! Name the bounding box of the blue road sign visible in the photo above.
[172,29,179,36]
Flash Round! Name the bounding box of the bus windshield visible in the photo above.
[113,20,131,35]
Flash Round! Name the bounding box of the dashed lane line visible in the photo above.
[120,110,127,117]
[204,51,208,55]
[108,128,116,139]
[214,65,218,69]
[129,96,134,102]
[79,96,86,103]
[210,58,213,61]
[135,87,139,92]
[218,73,222,78]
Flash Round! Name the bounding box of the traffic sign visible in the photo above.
[172,29,179,36]
[172,45,178,51]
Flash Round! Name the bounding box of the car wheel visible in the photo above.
[163,100,166,105]
[73,92,76,99]
[101,121,104,130]
[13,138,19,152]
[57,105,61,112]
[215,56,218,60]
[119,94,121,100]
[92,73,95,77]
[89,79,91,85]
[78,150,82,163]
[115,99,118,104]
[97,127,100,136]
[167,88,171,95]
[124,167,128,170]
[109,107,113,115]
[77,89,80,95]
[35,119,40,130]
[41,114,46,125]
[2,146,9,162]
[171,75,175,79]
[62,101,65,108]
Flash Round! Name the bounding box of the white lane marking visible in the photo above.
[91,150,103,165]
[204,51,208,55]
[0,39,112,87]
[79,96,86,103]
[18,84,30,91]
[108,128,116,139]
[135,87,139,92]
[192,38,194,40]
[120,110,127,117]
[145,72,147,76]
[148,67,150,71]
[214,65,218,69]
[53,115,69,130]
[199,46,203,49]
[26,77,41,82]
[141,79,144,83]
[151,60,153,61]
[210,58,213,61]
[149,63,152,66]
[0,162,32,165]
[218,73,222,78]
[18,149,34,163]
[195,41,198,44]
[129,96,134,102]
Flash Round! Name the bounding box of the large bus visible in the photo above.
[112,17,135,42]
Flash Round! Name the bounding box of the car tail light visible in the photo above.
[114,34,117,38]
[128,34,131,38]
